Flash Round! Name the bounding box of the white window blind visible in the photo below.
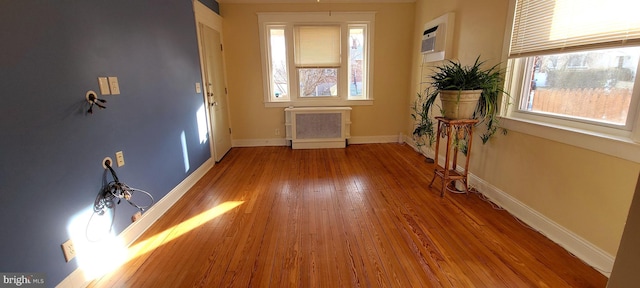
[294,26,341,67]
[510,0,640,58]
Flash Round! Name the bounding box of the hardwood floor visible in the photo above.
[89,143,607,287]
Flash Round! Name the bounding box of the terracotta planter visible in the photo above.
[439,90,482,120]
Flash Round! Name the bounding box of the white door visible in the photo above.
[200,23,232,162]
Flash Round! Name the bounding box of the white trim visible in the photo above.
[292,140,347,149]
[403,134,436,158]
[56,158,215,288]
[500,117,640,163]
[194,1,225,162]
[501,0,517,65]
[55,268,84,288]
[194,1,222,31]
[349,135,402,144]
[264,99,373,107]
[118,158,215,246]
[232,138,289,147]
[403,138,613,277]
[257,11,376,22]
[231,134,403,148]
[468,175,614,277]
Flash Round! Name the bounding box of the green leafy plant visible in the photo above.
[412,56,509,153]
[411,91,436,150]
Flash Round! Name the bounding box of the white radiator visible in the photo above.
[284,107,352,149]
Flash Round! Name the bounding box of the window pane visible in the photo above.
[349,27,365,98]
[269,28,289,99]
[521,47,640,125]
[298,68,338,97]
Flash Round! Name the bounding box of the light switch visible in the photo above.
[98,77,111,95]
[108,77,120,95]
[195,82,202,94]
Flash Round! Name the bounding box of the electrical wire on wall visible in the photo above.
[87,160,154,242]
[85,90,107,114]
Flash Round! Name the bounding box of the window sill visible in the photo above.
[264,99,373,108]
[500,116,640,163]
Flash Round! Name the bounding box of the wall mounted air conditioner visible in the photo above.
[421,25,441,54]
[421,12,455,63]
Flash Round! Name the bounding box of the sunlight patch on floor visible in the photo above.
[70,201,243,283]
[125,201,244,261]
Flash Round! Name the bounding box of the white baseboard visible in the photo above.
[404,136,435,158]
[232,138,288,147]
[118,158,215,246]
[292,140,346,149]
[57,158,215,288]
[405,134,613,276]
[232,135,404,147]
[468,175,614,277]
[56,266,85,288]
[349,134,403,144]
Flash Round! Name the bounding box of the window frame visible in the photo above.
[501,0,640,163]
[258,12,375,107]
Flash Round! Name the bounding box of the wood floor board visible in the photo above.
[89,144,607,288]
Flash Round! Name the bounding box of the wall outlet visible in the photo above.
[115,151,125,167]
[275,128,280,136]
[61,239,75,262]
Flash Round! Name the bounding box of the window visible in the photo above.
[258,12,375,107]
[516,48,640,128]
[503,0,640,159]
[269,27,288,100]
[295,26,341,97]
[349,26,366,99]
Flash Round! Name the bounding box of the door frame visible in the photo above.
[193,1,231,161]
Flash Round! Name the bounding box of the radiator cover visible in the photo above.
[284,107,352,149]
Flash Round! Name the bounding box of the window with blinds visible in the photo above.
[295,26,341,97]
[258,12,375,105]
[294,26,341,68]
[505,0,640,135]
[510,0,640,58]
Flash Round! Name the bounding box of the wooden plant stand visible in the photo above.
[429,117,478,197]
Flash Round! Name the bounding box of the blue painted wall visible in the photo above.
[0,1,212,284]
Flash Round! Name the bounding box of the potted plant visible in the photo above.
[411,91,436,162]
[412,56,508,150]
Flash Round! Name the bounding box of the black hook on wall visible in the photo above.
[86,90,107,114]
